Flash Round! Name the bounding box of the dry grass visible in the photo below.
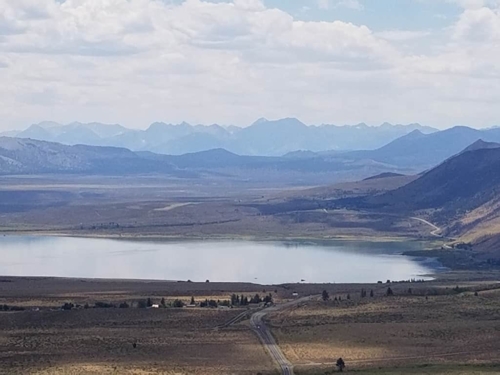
[0,306,275,375]
[300,364,500,375]
[267,288,500,373]
[0,277,282,375]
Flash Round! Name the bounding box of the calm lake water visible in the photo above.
[0,236,440,284]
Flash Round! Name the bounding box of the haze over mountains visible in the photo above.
[329,126,500,170]
[3,119,437,156]
[3,120,500,186]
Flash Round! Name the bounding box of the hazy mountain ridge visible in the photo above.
[0,137,175,175]
[337,127,500,170]
[3,119,438,156]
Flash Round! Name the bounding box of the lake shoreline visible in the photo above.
[0,229,437,244]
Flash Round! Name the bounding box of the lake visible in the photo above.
[0,236,441,284]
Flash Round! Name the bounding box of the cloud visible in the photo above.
[449,0,497,9]
[0,0,499,130]
[376,30,432,41]
[452,6,500,41]
[317,0,364,11]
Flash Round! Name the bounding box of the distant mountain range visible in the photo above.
[3,122,500,185]
[1,119,437,156]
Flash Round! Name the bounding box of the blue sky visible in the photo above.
[168,0,462,30]
[267,0,460,29]
[1,0,500,129]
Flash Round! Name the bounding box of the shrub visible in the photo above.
[322,290,330,301]
[10,306,25,311]
[172,299,184,308]
[61,303,74,311]
[95,302,115,309]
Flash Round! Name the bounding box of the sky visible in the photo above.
[1,0,500,130]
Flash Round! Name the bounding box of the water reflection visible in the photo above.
[0,236,437,284]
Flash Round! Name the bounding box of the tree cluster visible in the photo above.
[229,293,273,306]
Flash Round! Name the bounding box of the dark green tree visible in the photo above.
[173,299,184,308]
[336,358,345,372]
[322,290,330,301]
[61,302,74,311]
[264,293,273,304]
[251,294,262,304]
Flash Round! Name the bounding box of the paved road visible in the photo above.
[250,296,317,375]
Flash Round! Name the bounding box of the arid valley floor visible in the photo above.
[1,274,500,375]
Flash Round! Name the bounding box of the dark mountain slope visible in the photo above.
[371,146,500,213]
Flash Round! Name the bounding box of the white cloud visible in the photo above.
[317,0,364,11]
[452,6,500,41]
[448,0,498,9]
[0,0,499,129]
[376,30,431,41]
